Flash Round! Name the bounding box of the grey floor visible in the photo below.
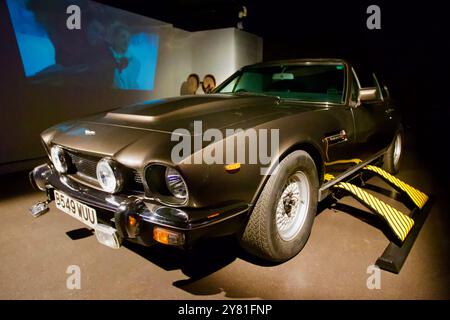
[0,144,449,299]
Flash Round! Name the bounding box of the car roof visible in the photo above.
[245,58,349,68]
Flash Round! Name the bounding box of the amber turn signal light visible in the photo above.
[225,163,240,173]
[207,212,220,219]
[128,215,137,227]
[153,227,185,246]
[125,214,140,238]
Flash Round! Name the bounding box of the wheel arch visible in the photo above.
[249,141,324,210]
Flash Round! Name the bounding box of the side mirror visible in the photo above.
[358,87,378,102]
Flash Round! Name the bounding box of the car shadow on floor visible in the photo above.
[124,235,288,298]
[119,191,398,297]
[65,181,405,297]
[63,225,274,297]
[123,234,277,285]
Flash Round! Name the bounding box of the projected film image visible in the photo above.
[6,0,159,91]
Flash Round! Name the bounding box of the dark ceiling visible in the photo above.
[94,0,447,74]
[94,1,444,37]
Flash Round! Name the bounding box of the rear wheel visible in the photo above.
[240,150,318,262]
[383,128,404,175]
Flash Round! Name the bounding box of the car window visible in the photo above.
[219,77,238,93]
[215,64,346,104]
[235,72,268,92]
[354,67,375,88]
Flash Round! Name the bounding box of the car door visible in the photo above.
[317,65,361,177]
[350,68,395,161]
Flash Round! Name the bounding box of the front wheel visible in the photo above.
[383,128,404,175]
[240,150,318,262]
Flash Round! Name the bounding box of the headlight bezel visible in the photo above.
[96,157,124,194]
[165,167,189,200]
[144,164,189,207]
[50,145,69,173]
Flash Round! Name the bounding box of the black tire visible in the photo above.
[240,150,319,262]
[382,127,404,175]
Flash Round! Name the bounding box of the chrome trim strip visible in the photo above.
[139,207,249,231]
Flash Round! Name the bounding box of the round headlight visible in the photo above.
[50,145,68,173]
[165,167,188,200]
[96,158,122,193]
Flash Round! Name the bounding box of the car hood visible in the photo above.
[86,94,285,132]
[45,94,316,161]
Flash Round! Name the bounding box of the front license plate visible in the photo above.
[54,190,97,229]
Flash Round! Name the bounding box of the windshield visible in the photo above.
[214,64,346,104]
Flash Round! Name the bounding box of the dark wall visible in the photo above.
[250,1,449,184]
[0,0,151,173]
[253,1,447,129]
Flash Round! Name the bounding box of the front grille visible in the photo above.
[67,151,98,179]
[65,149,144,194]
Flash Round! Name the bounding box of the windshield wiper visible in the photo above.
[234,91,281,99]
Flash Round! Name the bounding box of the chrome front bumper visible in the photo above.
[29,163,249,248]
